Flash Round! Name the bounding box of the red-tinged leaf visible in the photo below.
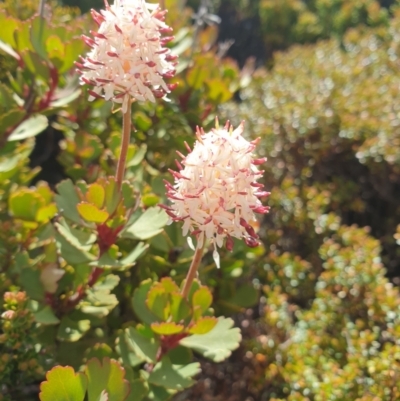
[39,366,87,401]
[146,284,169,321]
[85,358,130,401]
[170,293,191,323]
[160,277,179,293]
[192,286,213,319]
[151,322,185,335]
[188,316,217,334]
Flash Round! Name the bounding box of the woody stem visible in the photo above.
[116,104,132,191]
[181,245,204,299]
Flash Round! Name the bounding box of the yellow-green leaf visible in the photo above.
[151,322,185,335]
[192,286,213,319]
[188,316,217,335]
[39,366,87,401]
[77,202,109,223]
[86,183,105,209]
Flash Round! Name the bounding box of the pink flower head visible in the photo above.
[163,120,270,268]
[77,0,177,112]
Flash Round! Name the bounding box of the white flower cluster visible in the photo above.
[163,120,270,267]
[77,0,177,112]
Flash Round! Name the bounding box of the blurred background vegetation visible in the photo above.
[0,0,400,400]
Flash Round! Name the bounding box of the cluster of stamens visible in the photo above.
[76,0,177,112]
[161,120,270,267]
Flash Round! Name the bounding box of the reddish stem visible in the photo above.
[116,104,132,191]
[181,245,204,299]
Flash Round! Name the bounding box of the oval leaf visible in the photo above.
[8,114,48,141]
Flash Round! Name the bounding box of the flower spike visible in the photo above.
[77,0,177,112]
[165,119,270,268]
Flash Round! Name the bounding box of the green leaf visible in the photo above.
[85,358,130,401]
[170,293,191,323]
[125,379,148,401]
[0,82,18,109]
[192,287,213,319]
[8,114,48,141]
[147,384,171,401]
[146,285,169,321]
[57,219,96,248]
[122,207,168,240]
[82,288,118,317]
[125,327,159,363]
[0,109,25,137]
[120,181,137,210]
[132,280,160,325]
[188,316,217,334]
[159,277,179,293]
[94,274,120,291]
[20,268,45,301]
[55,221,96,264]
[103,177,120,214]
[84,343,114,361]
[55,179,82,224]
[34,305,60,325]
[39,366,87,401]
[134,112,152,131]
[46,35,65,63]
[167,345,193,365]
[121,241,148,265]
[61,38,86,74]
[86,183,105,209]
[0,14,19,49]
[20,49,50,80]
[9,189,45,221]
[36,203,57,223]
[30,16,49,60]
[179,317,241,362]
[186,279,201,303]
[50,87,81,108]
[77,202,109,224]
[55,233,95,265]
[116,332,143,368]
[142,193,160,207]
[148,357,200,390]
[93,242,148,269]
[150,322,184,335]
[57,316,91,342]
[127,143,147,167]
